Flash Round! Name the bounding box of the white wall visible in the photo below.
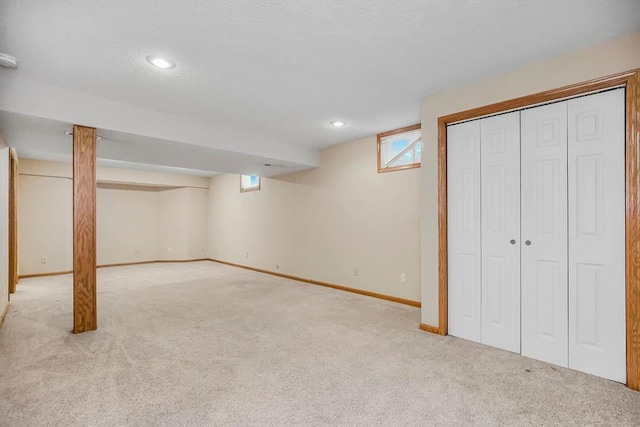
[18,175,72,274]
[186,188,209,259]
[420,31,640,326]
[97,188,158,265]
[0,146,10,320]
[157,188,188,260]
[157,187,209,261]
[208,135,422,302]
[18,160,210,275]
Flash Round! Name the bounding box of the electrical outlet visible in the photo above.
[168,247,172,252]
[400,273,407,283]
[354,267,359,277]
[41,257,47,264]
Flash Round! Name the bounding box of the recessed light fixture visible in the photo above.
[65,130,102,140]
[146,55,176,69]
[0,53,18,69]
[330,120,346,127]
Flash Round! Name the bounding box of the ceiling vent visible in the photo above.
[0,53,18,69]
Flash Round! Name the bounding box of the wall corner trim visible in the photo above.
[418,323,442,335]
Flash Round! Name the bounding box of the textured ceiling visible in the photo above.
[1,0,639,174]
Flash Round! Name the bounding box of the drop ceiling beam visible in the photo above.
[0,76,320,169]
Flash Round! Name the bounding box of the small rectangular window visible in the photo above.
[377,124,422,173]
[240,175,261,192]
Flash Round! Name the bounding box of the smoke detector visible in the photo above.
[0,53,18,69]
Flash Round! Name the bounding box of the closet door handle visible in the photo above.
[510,239,516,245]
[525,240,531,246]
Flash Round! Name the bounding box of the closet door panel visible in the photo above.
[480,112,521,353]
[568,88,626,382]
[448,120,482,343]
[521,102,569,367]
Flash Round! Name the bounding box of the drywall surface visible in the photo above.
[0,147,9,318]
[420,31,640,326]
[208,135,421,302]
[186,188,208,259]
[157,187,208,261]
[97,188,158,265]
[157,188,189,260]
[18,160,209,274]
[18,174,73,274]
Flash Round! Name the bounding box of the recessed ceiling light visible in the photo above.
[0,53,18,69]
[330,120,346,127]
[146,56,176,69]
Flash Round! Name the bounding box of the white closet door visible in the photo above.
[480,112,521,353]
[568,89,626,382]
[448,120,482,343]
[521,102,569,367]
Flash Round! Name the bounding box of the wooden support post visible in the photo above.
[8,148,18,294]
[72,125,97,333]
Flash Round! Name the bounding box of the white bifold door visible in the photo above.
[447,120,482,343]
[566,89,626,382]
[447,88,626,382]
[520,101,569,368]
[480,112,521,353]
[448,111,521,352]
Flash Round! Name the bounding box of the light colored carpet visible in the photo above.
[0,261,639,426]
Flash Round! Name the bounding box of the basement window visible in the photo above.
[240,175,261,192]
[377,124,422,173]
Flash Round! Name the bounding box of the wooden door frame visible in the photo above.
[8,148,18,294]
[435,69,640,390]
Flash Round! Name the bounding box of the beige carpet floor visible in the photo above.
[0,261,639,426]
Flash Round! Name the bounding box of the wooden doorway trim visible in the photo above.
[8,148,18,294]
[436,69,640,391]
[72,125,97,334]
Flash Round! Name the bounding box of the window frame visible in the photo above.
[377,123,422,173]
[240,175,261,193]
